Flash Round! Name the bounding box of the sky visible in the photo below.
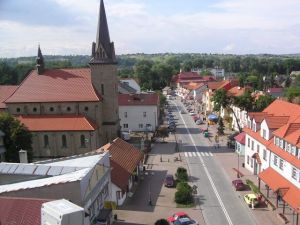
[1,0,300,57]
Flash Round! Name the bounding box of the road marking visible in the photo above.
[201,152,205,156]
[209,152,213,156]
[196,152,201,157]
[173,100,234,225]
[205,152,209,156]
[192,152,197,157]
[188,152,192,157]
[184,152,188,157]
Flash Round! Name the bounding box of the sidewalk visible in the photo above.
[206,123,294,225]
[114,134,205,225]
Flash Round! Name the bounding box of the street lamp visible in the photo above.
[145,171,155,205]
[237,146,240,178]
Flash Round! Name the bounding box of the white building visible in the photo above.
[120,78,141,93]
[119,93,160,132]
[0,151,111,224]
[243,100,300,217]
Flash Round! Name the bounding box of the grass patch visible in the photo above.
[246,179,260,194]
[176,202,195,208]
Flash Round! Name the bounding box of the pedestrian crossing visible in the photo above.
[183,151,213,157]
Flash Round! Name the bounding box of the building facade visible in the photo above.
[118,93,159,132]
[3,0,120,158]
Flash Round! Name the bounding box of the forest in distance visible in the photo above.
[1,53,300,96]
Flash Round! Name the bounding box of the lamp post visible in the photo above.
[237,148,240,178]
[146,171,155,205]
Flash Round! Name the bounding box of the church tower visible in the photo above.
[89,0,120,142]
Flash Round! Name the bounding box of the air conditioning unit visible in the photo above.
[41,199,84,225]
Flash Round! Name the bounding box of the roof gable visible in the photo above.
[118,93,159,106]
[0,85,19,109]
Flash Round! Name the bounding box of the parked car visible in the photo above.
[164,174,175,187]
[244,193,259,207]
[189,112,196,116]
[195,119,203,125]
[167,212,190,223]
[232,179,245,191]
[171,217,198,225]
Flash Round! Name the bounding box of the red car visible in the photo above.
[232,179,245,191]
[167,212,189,223]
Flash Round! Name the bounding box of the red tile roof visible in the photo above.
[273,123,300,145]
[118,93,159,106]
[264,116,290,129]
[100,138,143,191]
[234,132,246,144]
[0,85,18,109]
[0,197,50,225]
[267,87,283,93]
[258,168,300,213]
[207,81,225,90]
[243,127,272,147]
[227,86,251,97]
[263,99,300,122]
[5,68,101,103]
[18,115,97,131]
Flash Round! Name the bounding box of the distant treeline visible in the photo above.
[1,54,300,90]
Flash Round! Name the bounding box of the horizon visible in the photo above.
[1,0,300,57]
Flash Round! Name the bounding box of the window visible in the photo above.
[262,129,266,139]
[247,155,250,164]
[84,106,89,111]
[263,149,267,160]
[287,144,291,153]
[253,123,256,132]
[139,124,143,128]
[250,158,253,168]
[292,167,297,180]
[124,112,127,118]
[67,107,71,111]
[80,135,86,148]
[62,135,67,148]
[279,159,284,170]
[276,137,279,146]
[274,155,278,166]
[50,107,54,112]
[44,135,49,147]
[123,124,128,128]
[33,107,37,112]
[280,139,283,149]
[143,112,146,117]
[251,140,254,150]
[101,84,104,95]
[16,108,21,113]
[248,138,250,147]
[257,144,260,153]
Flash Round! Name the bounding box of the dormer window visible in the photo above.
[276,137,279,146]
[253,123,256,132]
[262,129,266,139]
[280,139,284,149]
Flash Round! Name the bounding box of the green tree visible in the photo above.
[175,167,188,182]
[233,91,254,112]
[0,112,33,162]
[285,87,300,103]
[212,89,244,132]
[155,219,169,225]
[253,95,275,111]
[217,118,225,135]
[175,182,193,205]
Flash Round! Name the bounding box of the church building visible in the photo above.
[4,0,120,159]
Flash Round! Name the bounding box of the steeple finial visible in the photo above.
[36,44,45,74]
[90,0,116,64]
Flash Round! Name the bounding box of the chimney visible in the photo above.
[19,149,28,163]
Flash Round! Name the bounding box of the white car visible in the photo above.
[189,112,196,116]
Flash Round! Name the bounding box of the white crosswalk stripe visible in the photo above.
[183,151,214,157]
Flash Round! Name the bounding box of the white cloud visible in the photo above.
[1,0,300,57]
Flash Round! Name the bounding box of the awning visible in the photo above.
[252,153,262,164]
[258,168,300,213]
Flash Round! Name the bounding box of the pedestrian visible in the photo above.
[251,201,254,209]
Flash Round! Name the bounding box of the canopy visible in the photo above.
[208,114,218,121]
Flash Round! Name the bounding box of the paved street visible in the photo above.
[114,98,288,225]
[171,99,258,225]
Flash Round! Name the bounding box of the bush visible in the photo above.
[246,179,259,194]
[176,167,188,182]
[176,182,192,192]
[175,188,193,204]
[155,219,169,225]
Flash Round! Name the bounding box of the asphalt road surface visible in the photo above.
[170,98,258,225]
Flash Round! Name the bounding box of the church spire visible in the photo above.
[36,45,45,74]
[90,0,116,64]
